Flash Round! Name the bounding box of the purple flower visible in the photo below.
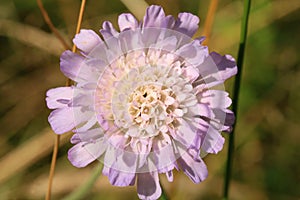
[46,5,237,200]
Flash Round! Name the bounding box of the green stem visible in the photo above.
[223,0,251,199]
[63,164,103,200]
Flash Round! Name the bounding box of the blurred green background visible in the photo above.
[0,0,299,199]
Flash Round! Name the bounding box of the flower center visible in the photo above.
[98,62,197,140]
[128,85,169,123]
[122,83,182,139]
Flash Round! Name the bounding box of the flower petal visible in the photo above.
[118,30,145,53]
[210,52,237,81]
[175,40,208,67]
[137,172,162,200]
[100,21,119,40]
[210,108,235,132]
[60,50,101,83]
[166,170,174,182]
[199,90,232,109]
[118,13,139,31]
[48,106,93,134]
[103,132,131,170]
[201,127,225,154]
[143,5,166,28]
[71,128,104,144]
[151,139,177,173]
[174,13,199,37]
[48,107,76,134]
[172,119,198,148]
[46,87,73,109]
[73,29,102,54]
[177,152,208,183]
[150,35,178,53]
[195,52,237,88]
[107,167,136,186]
[223,109,235,131]
[74,115,97,132]
[60,50,84,82]
[182,66,199,82]
[68,139,107,168]
[70,90,94,107]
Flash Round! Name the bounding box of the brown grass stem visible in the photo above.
[37,0,70,50]
[45,135,60,200]
[72,0,86,53]
[202,0,219,46]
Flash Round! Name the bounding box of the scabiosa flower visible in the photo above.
[46,5,237,200]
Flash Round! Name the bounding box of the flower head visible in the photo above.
[46,5,237,200]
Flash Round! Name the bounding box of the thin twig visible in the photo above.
[223,0,251,199]
[45,135,60,200]
[37,0,70,50]
[202,0,219,46]
[72,0,87,53]
[44,0,87,200]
